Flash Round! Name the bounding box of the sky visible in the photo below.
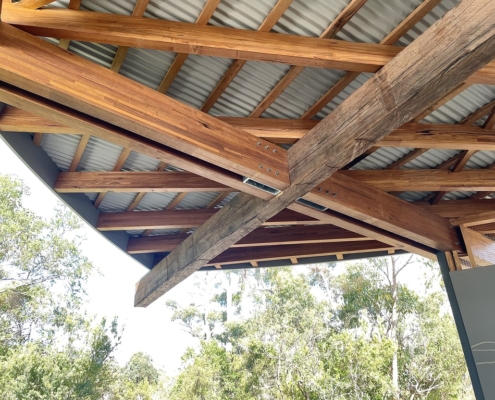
[0,138,203,374]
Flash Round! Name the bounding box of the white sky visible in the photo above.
[0,138,201,374]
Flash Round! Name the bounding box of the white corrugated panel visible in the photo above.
[78,136,125,172]
[41,134,82,171]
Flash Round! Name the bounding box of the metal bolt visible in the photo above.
[265,145,269,150]
[318,188,322,192]
[275,171,279,175]
[455,242,460,245]
[273,149,277,153]
[259,165,263,169]
[332,193,337,197]
[267,168,271,172]
[257,142,261,146]
[325,190,330,195]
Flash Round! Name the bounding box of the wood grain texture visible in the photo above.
[55,171,231,193]
[6,110,495,150]
[0,23,290,190]
[337,169,495,192]
[127,225,369,254]
[7,0,56,9]
[451,211,495,227]
[1,8,415,72]
[414,199,495,218]
[200,0,294,112]
[97,208,323,231]
[135,0,494,306]
[305,174,460,253]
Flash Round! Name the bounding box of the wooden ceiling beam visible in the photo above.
[2,7,401,72]
[54,171,231,193]
[127,225,369,254]
[337,169,495,192]
[207,241,394,266]
[6,108,495,151]
[134,0,490,307]
[97,208,324,231]
[304,174,461,252]
[0,24,289,190]
[3,6,495,84]
[414,199,495,218]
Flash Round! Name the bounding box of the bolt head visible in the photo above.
[259,165,263,169]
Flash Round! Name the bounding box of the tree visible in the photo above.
[167,260,474,399]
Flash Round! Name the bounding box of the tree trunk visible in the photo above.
[390,256,399,399]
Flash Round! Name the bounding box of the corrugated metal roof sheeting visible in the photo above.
[351,147,412,170]
[211,61,291,117]
[175,192,223,210]
[99,192,137,212]
[149,228,182,236]
[466,151,495,169]
[68,41,117,69]
[210,0,279,30]
[41,134,81,171]
[170,55,234,111]
[122,151,161,172]
[316,73,374,120]
[397,0,461,46]
[424,85,495,125]
[403,149,460,170]
[78,136,125,172]
[119,48,175,91]
[134,192,179,211]
[264,68,347,119]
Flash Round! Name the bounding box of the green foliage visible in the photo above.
[0,175,167,399]
[168,259,474,399]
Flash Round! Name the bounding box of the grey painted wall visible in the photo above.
[450,264,495,399]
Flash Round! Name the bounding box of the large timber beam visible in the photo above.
[134,0,494,307]
[207,241,393,266]
[415,199,495,218]
[2,6,495,85]
[127,225,369,254]
[0,23,289,190]
[304,174,462,250]
[54,172,231,193]
[6,108,495,150]
[338,169,495,192]
[97,208,323,231]
[0,84,273,200]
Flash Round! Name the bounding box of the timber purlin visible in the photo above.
[0,0,494,310]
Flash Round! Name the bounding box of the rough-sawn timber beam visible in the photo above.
[134,0,492,307]
[127,225,370,254]
[2,6,495,85]
[55,172,232,193]
[0,23,289,190]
